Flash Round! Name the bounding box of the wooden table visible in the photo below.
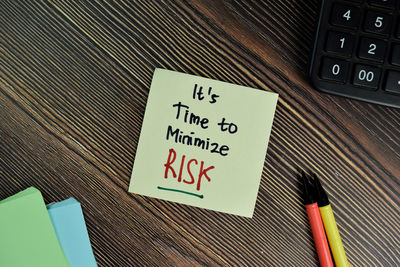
[1,1,399,266]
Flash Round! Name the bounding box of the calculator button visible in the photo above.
[325,31,355,56]
[396,23,400,39]
[330,4,361,29]
[384,71,400,94]
[364,11,392,36]
[369,0,396,9]
[352,64,381,89]
[358,37,386,62]
[391,44,400,66]
[320,57,349,82]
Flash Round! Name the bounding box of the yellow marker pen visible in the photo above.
[313,174,349,267]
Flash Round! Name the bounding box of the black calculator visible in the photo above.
[309,0,400,108]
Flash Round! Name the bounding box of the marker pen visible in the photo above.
[301,172,333,267]
[314,175,349,267]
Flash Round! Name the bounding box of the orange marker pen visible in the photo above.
[301,172,333,267]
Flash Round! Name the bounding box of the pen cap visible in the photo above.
[313,174,330,207]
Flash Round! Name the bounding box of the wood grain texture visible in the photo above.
[1,0,399,266]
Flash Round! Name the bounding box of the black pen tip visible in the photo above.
[301,171,314,205]
[313,174,330,206]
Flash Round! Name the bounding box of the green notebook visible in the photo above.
[0,187,70,267]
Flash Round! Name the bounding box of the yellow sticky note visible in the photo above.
[129,69,278,217]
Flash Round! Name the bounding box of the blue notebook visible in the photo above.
[47,198,97,267]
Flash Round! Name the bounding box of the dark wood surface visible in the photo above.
[1,1,399,266]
